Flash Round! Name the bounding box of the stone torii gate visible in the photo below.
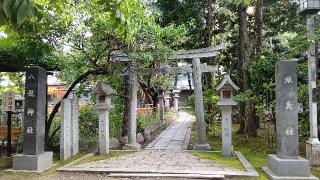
[111,45,222,150]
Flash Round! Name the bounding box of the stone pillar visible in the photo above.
[173,90,180,113]
[60,94,79,160]
[306,16,320,166]
[98,107,110,154]
[221,106,233,157]
[12,66,53,172]
[124,62,141,150]
[192,58,211,151]
[158,94,165,121]
[60,98,72,161]
[263,61,316,179]
[71,97,79,155]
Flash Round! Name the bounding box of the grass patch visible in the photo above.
[188,120,320,179]
[191,151,246,171]
[74,150,133,166]
[0,151,88,179]
[205,122,277,180]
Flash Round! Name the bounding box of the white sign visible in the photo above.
[2,91,16,112]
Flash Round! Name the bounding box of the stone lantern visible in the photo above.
[92,81,116,155]
[157,93,165,122]
[172,90,181,113]
[300,0,320,15]
[216,75,239,157]
[299,0,320,167]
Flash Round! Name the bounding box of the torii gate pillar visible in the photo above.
[192,58,211,151]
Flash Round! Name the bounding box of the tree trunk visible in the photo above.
[45,69,101,147]
[254,0,263,57]
[237,102,246,134]
[238,3,257,137]
[122,75,130,137]
[203,0,215,90]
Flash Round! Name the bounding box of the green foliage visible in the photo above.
[1,0,36,26]
[230,0,251,6]
[48,116,61,146]
[137,112,158,134]
[79,96,124,141]
[79,104,99,141]
[109,96,123,138]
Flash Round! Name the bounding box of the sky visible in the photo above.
[0,72,64,87]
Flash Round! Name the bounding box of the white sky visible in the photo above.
[1,72,63,87]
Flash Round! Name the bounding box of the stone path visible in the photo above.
[71,150,241,175]
[146,111,192,150]
[58,111,259,179]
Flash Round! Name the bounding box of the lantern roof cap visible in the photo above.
[216,75,240,91]
[92,80,116,95]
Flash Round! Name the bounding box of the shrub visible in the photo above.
[79,104,99,141]
[137,112,158,134]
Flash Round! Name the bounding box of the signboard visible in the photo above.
[2,91,15,112]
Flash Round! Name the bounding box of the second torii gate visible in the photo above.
[112,45,222,150]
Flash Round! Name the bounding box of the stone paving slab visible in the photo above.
[108,173,225,179]
[146,111,192,150]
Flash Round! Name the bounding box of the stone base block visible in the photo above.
[123,143,141,150]
[12,152,53,172]
[262,154,318,180]
[193,144,212,151]
[306,139,320,166]
[262,167,318,180]
[222,149,232,157]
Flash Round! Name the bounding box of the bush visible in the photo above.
[137,112,158,134]
[49,116,61,147]
[186,89,220,125]
[109,96,123,138]
[79,104,99,141]
[79,96,124,141]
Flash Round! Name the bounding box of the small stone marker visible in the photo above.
[173,90,180,113]
[12,66,53,172]
[2,91,16,112]
[158,93,165,122]
[2,91,16,156]
[92,81,116,155]
[263,61,317,180]
[216,75,239,157]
